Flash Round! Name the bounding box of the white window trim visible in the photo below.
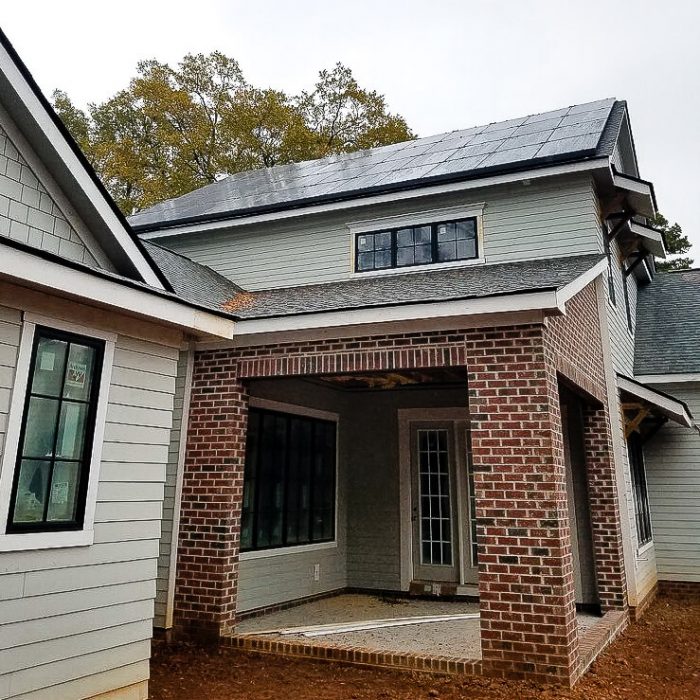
[348,204,486,278]
[240,397,340,560]
[0,313,116,552]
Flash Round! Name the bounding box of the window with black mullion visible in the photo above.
[241,407,336,552]
[8,327,104,532]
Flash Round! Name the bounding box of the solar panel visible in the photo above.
[129,98,617,229]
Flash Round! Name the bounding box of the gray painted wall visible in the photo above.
[645,382,700,582]
[158,173,601,291]
[0,302,178,699]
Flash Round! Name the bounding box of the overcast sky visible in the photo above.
[3,1,699,253]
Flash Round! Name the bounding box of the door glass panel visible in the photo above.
[417,428,453,566]
[62,344,97,401]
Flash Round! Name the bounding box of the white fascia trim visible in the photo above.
[232,289,562,336]
[249,397,339,423]
[618,375,694,428]
[612,172,656,218]
[628,222,666,259]
[635,373,700,385]
[139,159,608,240]
[0,315,115,552]
[555,258,608,307]
[0,44,164,289]
[0,242,234,338]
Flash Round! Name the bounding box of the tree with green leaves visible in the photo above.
[652,213,693,271]
[52,55,414,214]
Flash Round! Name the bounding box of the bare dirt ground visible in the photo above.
[150,596,700,700]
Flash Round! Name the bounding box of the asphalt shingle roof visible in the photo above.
[129,98,624,230]
[148,252,603,320]
[141,240,242,310]
[635,270,700,375]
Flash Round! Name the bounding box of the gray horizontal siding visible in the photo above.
[645,382,700,582]
[0,307,178,699]
[161,174,602,291]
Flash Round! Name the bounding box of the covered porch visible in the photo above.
[173,285,629,684]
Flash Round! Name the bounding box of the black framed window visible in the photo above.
[627,432,652,546]
[355,217,478,272]
[241,407,336,552]
[7,327,104,533]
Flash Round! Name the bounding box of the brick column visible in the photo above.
[582,404,628,611]
[173,350,248,640]
[467,327,579,683]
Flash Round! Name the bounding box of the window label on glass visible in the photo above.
[51,480,69,505]
[66,361,87,389]
[40,352,56,372]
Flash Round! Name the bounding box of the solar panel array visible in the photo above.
[129,98,617,229]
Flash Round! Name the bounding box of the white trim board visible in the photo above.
[617,375,695,429]
[0,313,116,552]
[635,373,700,385]
[164,345,195,630]
[0,40,164,288]
[0,241,235,339]
[138,159,609,239]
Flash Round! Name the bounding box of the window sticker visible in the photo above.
[40,352,56,372]
[51,480,69,505]
[66,361,87,389]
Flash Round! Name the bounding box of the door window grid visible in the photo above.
[417,428,453,566]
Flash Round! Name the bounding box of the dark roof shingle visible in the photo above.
[141,240,242,309]
[227,254,605,320]
[129,98,621,230]
[635,270,700,375]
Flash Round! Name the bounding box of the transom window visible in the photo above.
[7,327,104,533]
[355,217,478,272]
[241,407,337,552]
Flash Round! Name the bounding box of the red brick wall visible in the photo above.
[546,282,628,614]
[467,324,579,681]
[174,352,248,639]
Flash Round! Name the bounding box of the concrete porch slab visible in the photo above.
[232,594,602,665]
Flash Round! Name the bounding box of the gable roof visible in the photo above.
[635,269,700,376]
[0,27,169,289]
[130,98,625,232]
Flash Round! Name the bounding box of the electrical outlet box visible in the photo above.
[313,564,320,581]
